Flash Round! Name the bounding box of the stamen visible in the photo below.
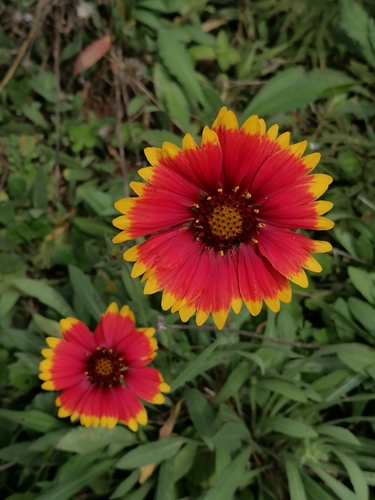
[217,188,223,193]
[254,209,259,214]
[219,250,224,256]
[233,186,239,193]
[194,204,199,208]
[245,193,251,199]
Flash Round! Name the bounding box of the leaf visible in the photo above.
[215,361,252,403]
[68,265,106,321]
[74,36,112,75]
[171,337,227,391]
[257,378,308,403]
[334,450,369,500]
[37,459,115,500]
[302,473,336,500]
[284,456,307,500]
[212,421,251,452]
[336,343,375,374]
[73,217,116,238]
[166,82,190,131]
[241,67,355,119]
[158,29,204,104]
[339,0,375,67]
[12,278,75,317]
[348,266,375,304]
[57,426,137,454]
[110,470,139,498]
[317,425,360,446]
[185,388,216,445]
[0,442,33,465]
[201,446,251,500]
[263,416,318,438]
[0,409,64,433]
[155,458,176,500]
[308,461,358,500]
[173,443,197,482]
[348,298,375,336]
[116,437,186,470]
[126,480,154,500]
[33,314,62,338]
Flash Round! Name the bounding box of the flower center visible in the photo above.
[192,188,261,254]
[86,347,126,387]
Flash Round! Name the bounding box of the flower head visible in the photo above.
[113,107,334,330]
[39,303,170,430]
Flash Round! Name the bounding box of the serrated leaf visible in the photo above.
[12,278,75,317]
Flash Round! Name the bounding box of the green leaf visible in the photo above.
[241,67,355,119]
[155,458,176,500]
[317,425,360,446]
[215,361,252,403]
[308,461,358,500]
[166,82,190,131]
[201,446,251,500]
[333,450,369,500]
[68,265,106,321]
[0,409,64,433]
[12,278,75,317]
[348,298,375,336]
[73,217,116,238]
[37,459,115,500]
[158,29,204,104]
[170,337,228,391]
[57,426,137,454]
[110,470,140,499]
[302,473,336,500]
[116,437,186,470]
[212,421,251,452]
[339,0,375,67]
[348,267,375,304]
[126,480,154,500]
[284,456,307,500]
[21,102,48,129]
[336,343,375,374]
[33,313,62,337]
[185,388,216,445]
[128,95,148,116]
[0,442,33,465]
[257,378,308,403]
[262,416,318,438]
[173,443,197,481]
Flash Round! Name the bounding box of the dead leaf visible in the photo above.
[202,19,227,33]
[139,463,157,485]
[74,36,112,75]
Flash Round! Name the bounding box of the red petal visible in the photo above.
[124,367,162,403]
[74,36,111,75]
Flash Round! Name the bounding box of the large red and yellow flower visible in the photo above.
[39,303,170,430]
[113,107,334,330]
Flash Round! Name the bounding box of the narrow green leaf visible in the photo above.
[37,459,115,500]
[155,458,176,500]
[308,461,358,500]
[262,416,317,439]
[257,379,308,403]
[347,299,375,336]
[126,480,154,500]
[12,278,75,317]
[173,443,197,481]
[0,409,64,433]
[110,470,140,499]
[334,450,369,500]
[215,361,252,403]
[302,473,336,500]
[185,388,216,445]
[158,29,203,104]
[116,437,186,470]
[284,456,307,500]
[201,446,251,500]
[348,266,375,304]
[317,425,360,446]
[68,265,106,321]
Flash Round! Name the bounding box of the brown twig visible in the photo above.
[111,48,129,198]
[0,0,50,92]
[156,317,321,349]
[53,6,62,201]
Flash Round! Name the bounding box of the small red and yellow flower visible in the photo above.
[39,303,170,430]
[113,107,334,330]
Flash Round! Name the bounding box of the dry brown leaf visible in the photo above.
[139,463,157,485]
[74,36,111,75]
[202,19,227,33]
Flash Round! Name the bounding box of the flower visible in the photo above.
[113,107,334,330]
[39,303,170,430]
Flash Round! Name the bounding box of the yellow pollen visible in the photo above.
[195,219,200,223]
[207,196,212,200]
[209,206,243,240]
[95,358,113,376]
[217,188,223,193]
[245,193,251,199]
[233,186,239,193]
[252,238,258,244]
[219,250,224,256]
[194,204,199,208]
[254,209,259,214]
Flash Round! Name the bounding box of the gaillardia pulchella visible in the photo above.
[39,303,170,430]
[113,107,334,330]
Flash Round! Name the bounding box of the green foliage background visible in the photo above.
[1,0,375,499]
